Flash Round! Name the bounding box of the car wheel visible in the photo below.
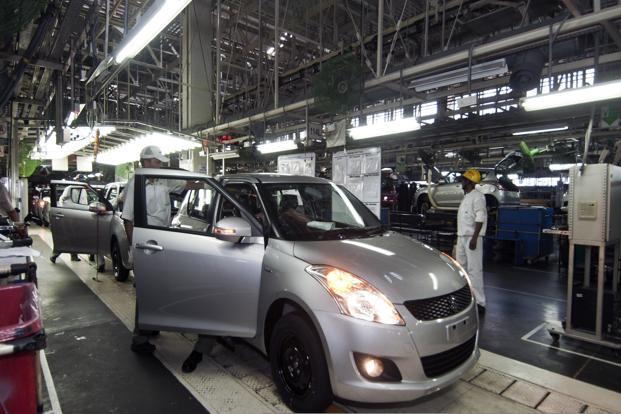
[112,241,130,282]
[419,197,431,215]
[270,312,333,413]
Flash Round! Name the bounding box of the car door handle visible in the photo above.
[53,213,64,219]
[135,243,164,252]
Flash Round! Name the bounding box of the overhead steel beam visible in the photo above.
[365,4,621,89]
[561,0,621,50]
[0,53,63,71]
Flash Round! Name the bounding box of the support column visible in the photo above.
[181,0,214,130]
[9,101,19,208]
[215,0,222,124]
[274,0,279,109]
[376,0,383,77]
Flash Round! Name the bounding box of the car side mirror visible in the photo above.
[88,201,108,214]
[213,217,252,243]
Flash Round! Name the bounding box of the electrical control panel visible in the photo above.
[569,164,621,243]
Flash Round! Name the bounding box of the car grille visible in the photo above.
[404,285,472,321]
[420,335,477,378]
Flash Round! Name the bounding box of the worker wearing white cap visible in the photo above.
[456,168,487,314]
[121,145,187,355]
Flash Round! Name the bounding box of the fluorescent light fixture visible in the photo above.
[348,117,420,140]
[521,79,621,111]
[549,163,583,171]
[96,132,201,165]
[210,150,240,160]
[257,140,297,154]
[31,126,115,160]
[115,0,193,64]
[412,58,507,92]
[512,126,568,136]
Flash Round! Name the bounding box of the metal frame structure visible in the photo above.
[0,0,620,176]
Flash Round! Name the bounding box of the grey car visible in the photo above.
[49,181,132,281]
[414,168,520,213]
[132,169,479,412]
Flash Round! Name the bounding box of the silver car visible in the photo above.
[414,168,520,213]
[49,181,132,281]
[133,169,479,412]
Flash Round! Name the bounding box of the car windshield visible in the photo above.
[261,182,382,241]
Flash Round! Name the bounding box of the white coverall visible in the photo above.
[121,176,185,227]
[122,175,186,345]
[456,189,487,307]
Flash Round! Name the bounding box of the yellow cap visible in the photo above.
[462,168,482,184]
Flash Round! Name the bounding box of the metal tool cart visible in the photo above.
[548,164,621,350]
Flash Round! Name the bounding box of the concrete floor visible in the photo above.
[30,227,620,413]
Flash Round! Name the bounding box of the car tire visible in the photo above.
[112,240,130,282]
[418,197,431,215]
[269,312,333,413]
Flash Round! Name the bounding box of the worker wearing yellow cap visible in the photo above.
[457,168,487,314]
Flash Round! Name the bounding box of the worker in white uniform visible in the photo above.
[122,145,187,355]
[122,145,217,360]
[456,168,487,314]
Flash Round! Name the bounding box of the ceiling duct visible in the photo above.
[411,59,508,92]
[507,49,546,93]
[507,37,583,93]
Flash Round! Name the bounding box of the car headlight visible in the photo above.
[306,265,404,325]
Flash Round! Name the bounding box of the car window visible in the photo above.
[445,172,461,184]
[107,187,118,203]
[78,188,99,205]
[55,185,97,210]
[262,182,381,241]
[70,188,81,204]
[222,183,266,225]
[139,176,213,233]
[187,188,215,221]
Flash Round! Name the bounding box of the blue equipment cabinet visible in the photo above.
[486,206,554,265]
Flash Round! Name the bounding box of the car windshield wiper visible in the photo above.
[331,226,383,239]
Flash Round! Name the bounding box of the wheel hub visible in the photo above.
[279,336,312,395]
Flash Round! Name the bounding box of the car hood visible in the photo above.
[293,232,468,304]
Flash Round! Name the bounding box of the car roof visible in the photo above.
[133,169,329,184]
[224,173,329,184]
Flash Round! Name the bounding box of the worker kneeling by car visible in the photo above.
[130,170,480,412]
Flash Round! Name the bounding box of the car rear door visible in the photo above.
[50,181,113,254]
[132,171,265,337]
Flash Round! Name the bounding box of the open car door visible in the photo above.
[49,181,113,255]
[131,169,265,337]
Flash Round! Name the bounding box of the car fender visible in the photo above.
[253,240,339,382]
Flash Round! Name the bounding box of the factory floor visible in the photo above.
[29,226,620,413]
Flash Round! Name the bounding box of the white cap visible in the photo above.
[140,145,169,162]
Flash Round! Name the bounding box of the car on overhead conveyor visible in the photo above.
[49,181,132,281]
[130,169,479,412]
[413,152,522,214]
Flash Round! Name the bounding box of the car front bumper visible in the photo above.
[313,302,479,403]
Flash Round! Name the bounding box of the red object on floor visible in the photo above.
[0,282,45,414]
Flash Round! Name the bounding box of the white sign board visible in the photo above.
[332,147,381,218]
[76,156,93,172]
[278,153,316,177]
[52,157,69,171]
